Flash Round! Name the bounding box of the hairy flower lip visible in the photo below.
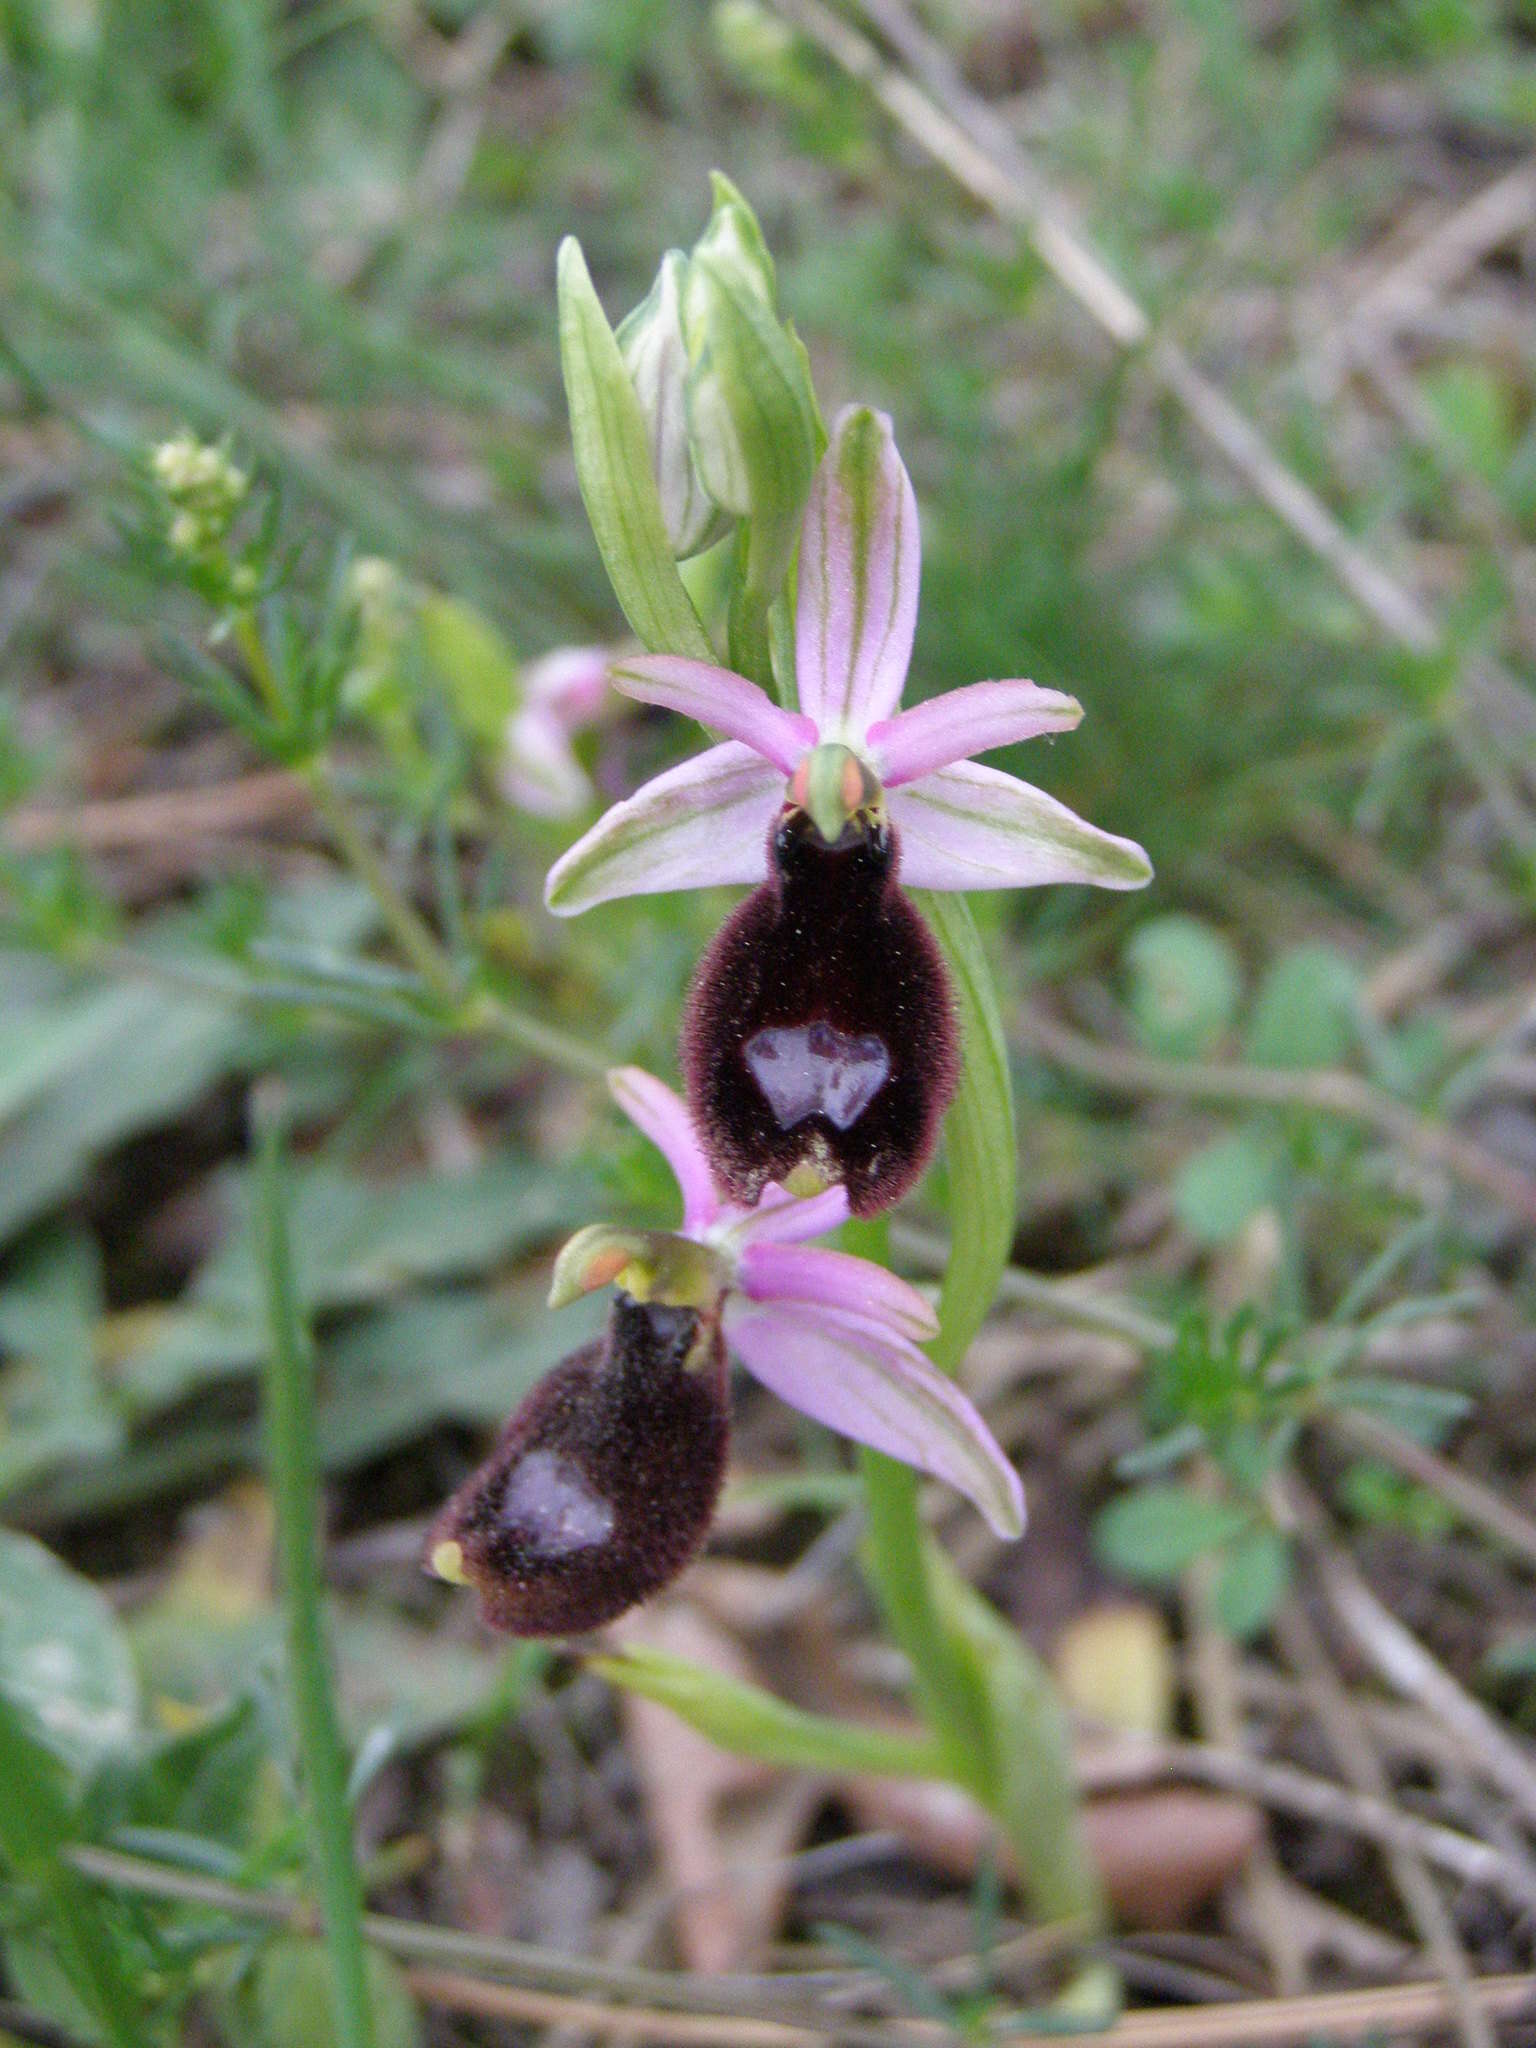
[425,1293,730,1636]
[682,808,958,1218]
[545,406,1150,915]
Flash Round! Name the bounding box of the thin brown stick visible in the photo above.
[66,1844,1536,2044]
[1075,1741,1536,1911]
[1274,1600,1493,2048]
[771,0,1536,750]
[1329,1409,1536,1575]
[1079,1977,1535,2048]
[1324,156,1536,365]
[1184,1524,1307,1994]
[3,770,309,851]
[1287,1482,1536,1833]
[405,1971,832,2047]
[1014,1002,1536,1229]
[403,1965,1536,2048]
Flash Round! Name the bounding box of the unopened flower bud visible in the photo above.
[680,176,818,593]
[150,432,249,556]
[683,806,958,1216]
[688,170,775,307]
[426,1294,729,1636]
[617,252,727,560]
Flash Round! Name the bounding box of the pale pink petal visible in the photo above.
[888,759,1153,893]
[544,742,781,915]
[608,1067,719,1233]
[612,654,815,773]
[523,645,610,728]
[724,1301,1025,1538]
[737,1242,938,1340]
[499,706,590,819]
[795,407,919,743]
[868,681,1082,788]
[723,1182,850,1246]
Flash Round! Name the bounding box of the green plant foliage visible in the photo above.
[0,1531,139,1781]
[1095,1485,1256,1579]
[1245,944,1360,1071]
[1125,914,1242,1060]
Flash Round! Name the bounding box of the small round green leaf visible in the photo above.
[1212,1526,1292,1639]
[0,1530,138,1779]
[1174,1129,1279,1244]
[1095,1486,1253,1582]
[1246,944,1359,1070]
[1125,915,1241,1060]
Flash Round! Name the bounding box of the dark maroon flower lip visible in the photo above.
[682,806,958,1217]
[426,1293,728,1638]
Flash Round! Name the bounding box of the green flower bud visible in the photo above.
[149,432,249,558]
[617,251,728,560]
[681,176,820,599]
[688,170,775,306]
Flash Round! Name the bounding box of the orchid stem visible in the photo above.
[858,1449,990,1790]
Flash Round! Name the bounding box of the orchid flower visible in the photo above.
[545,406,1151,912]
[499,644,611,819]
[426,1064,1022,1638]
[561,1066,1025,1541]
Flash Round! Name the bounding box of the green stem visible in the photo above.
[230,610,606,1079]
[858,1449,989,1790]
[305,774,460,1004]
[258,1108,376,2048]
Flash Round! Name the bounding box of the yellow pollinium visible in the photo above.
[429,1540,469,1586]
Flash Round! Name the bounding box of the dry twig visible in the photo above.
[768,0,1536,758]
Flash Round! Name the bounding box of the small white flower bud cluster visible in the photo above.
[150,432,249,558]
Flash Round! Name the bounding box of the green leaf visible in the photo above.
[923,1549,1105,1929]
[119,1153,593,1412]
[0,1530,139,1780]
[1327,1372,1470,1444]
[231,1938,420,2048]
[0,1695,151,2048]
[1125,915,1241,1060]
[858,897,1028,1849]
[1245,944,1359,1070]
[1173,1128,1279,1244]
[1421,362,1513,485]
[0,1227,122,1501]
[414,594,519,747]
[1095,1486,1254,1581]
[912,892,1016,1375]
[1212,1526,1292,1639]
[557,236,714,660]
[591,1646,946,1779]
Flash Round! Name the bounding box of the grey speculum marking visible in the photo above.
[499,1449,615,1558]
[744,1020,892,1132]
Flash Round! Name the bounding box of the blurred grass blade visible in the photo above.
[259,1102,377,2048]
[0,1696,150,2048]
[590,1647,946,1778]
[557,238,716,660]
